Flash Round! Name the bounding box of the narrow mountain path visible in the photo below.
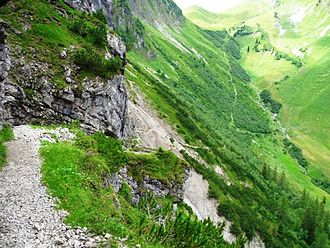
[0,126,102,248]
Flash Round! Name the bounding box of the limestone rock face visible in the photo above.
[65,0,114,25]
[127,0,184,28]
[107,32,126,60]
[0,22,128,138]
[104,167,190,205]
[65,0,184,28]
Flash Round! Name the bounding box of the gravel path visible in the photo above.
[0,125,104,248]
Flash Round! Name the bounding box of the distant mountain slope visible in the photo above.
[185,0,330,194]
[185,0,330,53]
[184,1,274,31]
[123,1,330,247]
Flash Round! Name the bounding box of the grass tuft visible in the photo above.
[0,125,14,168]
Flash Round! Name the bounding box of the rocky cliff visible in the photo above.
[65,0,184,49]
[0,20,128,137]
[65,0,145,48]
[127,0,184,27]
[66,0,184,28]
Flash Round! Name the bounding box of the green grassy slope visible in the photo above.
[0,126,13,169]
[185,0,330,194]
[125,13,330,245]
[279,36,330,185]
[41,129,237,247]
[184,1,274,32]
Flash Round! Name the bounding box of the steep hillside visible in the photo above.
[186,0,330,194]
[123,1,330,247]
[0,1,240,247]
[0,0,329,247]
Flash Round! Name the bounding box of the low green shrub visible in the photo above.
[70,17,107,47]
[73,47,122,78]
[89,24,107,47]
[92,10,108,24]
[70,19,89,37]
[127,147,186,185]
[260,89,282,115]
[0,125,13,168]
[283,138,309,169]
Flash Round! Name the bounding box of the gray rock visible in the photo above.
[60,49,67,59]
[64,0,113,26]
[64,66,74,83]
[61,87,75,102]
[0,21,128,138]
[85,241,98,248]
[33,223,41,231]
[0,21,10,81]
[107,32,126,60]
[104,166,189,204]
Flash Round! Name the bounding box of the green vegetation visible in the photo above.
[283,138,309,170]
[41,130,242,247]
[112,0,145,51]
[278,36,330,194]
[233,25,302,68]
[73,47,122,78]
[127,148,187,186]
[184,0,330,209]
[70,19,108,47]
[0,125,13,168]
[0,0,123,89]
[260,90,282,115]
[182,151,330,247]
[125,22,329,246]
[124,3,330,246]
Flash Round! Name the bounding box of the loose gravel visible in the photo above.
[0,125,107,248]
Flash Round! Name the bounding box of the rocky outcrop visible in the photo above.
[0,20,11,128]
[0,22,128,138]
[107,32,126,60]
[104,167,189,204]
[127,0,185,28]
[65,0,114,25]
[65,0,184,49]
[65,0,184,28]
